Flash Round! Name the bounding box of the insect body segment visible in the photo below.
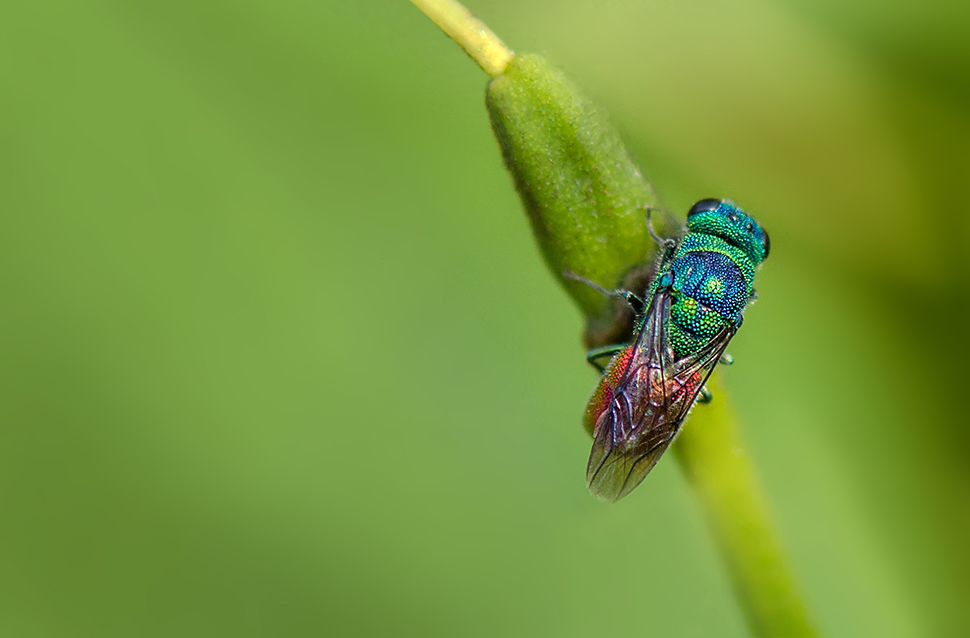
[665,237,752,357]
[583,199,769,502]
[583,345,635,437]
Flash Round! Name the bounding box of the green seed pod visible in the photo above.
[486,54,674,348]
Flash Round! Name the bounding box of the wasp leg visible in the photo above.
[645,206,678,264]
[719,353,734,366]
[586,344,628,373]
[747,289,758,304]
[697,385,713,404]
[563,270,645,315]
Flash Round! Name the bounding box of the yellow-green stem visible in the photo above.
[675,374,817,637]
[409,0,513,76]
[412,2,819,637]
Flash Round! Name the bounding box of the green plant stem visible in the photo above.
[410,0,513,76]
[413,3,819,637]
[675,374,817,637]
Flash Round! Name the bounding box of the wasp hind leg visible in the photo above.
[697,385,713,404]
[586,344,628,373]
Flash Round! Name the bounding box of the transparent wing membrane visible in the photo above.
[586,284,736,502]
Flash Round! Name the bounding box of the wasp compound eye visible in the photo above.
[688,198,721,217]
[762,230,771,259]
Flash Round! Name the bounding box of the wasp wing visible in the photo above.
[586,285,736,502]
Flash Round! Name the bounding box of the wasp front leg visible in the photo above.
[563,269,646,315]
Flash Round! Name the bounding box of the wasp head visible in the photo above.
[686,199,770,264]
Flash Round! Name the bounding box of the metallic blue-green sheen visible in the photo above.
[650,201,769,358]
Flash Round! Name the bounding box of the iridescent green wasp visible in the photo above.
[569,199,770,502]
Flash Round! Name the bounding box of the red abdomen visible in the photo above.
[583,346,635,436]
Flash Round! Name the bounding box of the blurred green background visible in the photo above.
[1,0,968,636]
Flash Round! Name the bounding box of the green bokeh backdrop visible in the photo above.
[1,0,968,636]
